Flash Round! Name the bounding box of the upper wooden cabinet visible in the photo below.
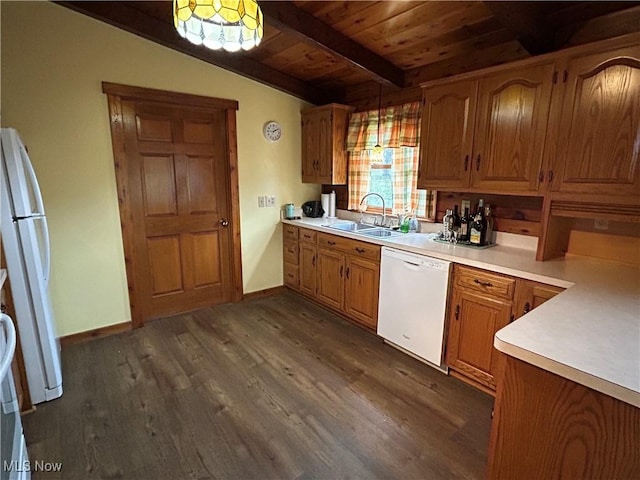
[301,103,354,184]
[418,63,555,193]
[552,47,640,196]
[418,80,477,190]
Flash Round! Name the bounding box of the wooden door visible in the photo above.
[104,84,242,328]
[513,279,564,320]
[418,80,477,189]
[554,48,640,196]
[472,63,555,192]
[446,287,512,392]
[344,256,380,330]
[121,101,234,322]
[316,248,345,310]
[299,243,317,297]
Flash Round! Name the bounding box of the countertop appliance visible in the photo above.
[377,247,451,372]
[301,200,324,218]
[1,313,29,479]
[0,128,62,403]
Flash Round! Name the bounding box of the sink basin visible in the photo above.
[358,228,403,238]
[328,222,377,232]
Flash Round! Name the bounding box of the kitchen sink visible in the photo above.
[358,228,403,238]
[328,222,377,232]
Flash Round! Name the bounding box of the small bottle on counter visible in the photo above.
[442,209,452,240]
[469,199,487,246]
[484,203,494,245]
[460,206,470,242]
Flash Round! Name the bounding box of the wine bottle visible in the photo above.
[460,206,470,242]
[469,199,487,246]
[484,203,494,245]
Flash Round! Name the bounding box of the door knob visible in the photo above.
[220,219,229,227]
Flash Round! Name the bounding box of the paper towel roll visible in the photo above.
[329,191,336,218]
[321,193,330,218]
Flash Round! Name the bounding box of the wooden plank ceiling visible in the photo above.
[59,1,640,108]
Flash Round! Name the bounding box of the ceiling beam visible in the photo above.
[484,1,553,55]
[260,1,404,88]
[55,1,336,105]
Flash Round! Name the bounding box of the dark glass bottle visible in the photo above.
[460,206,470,242]
[484,203,494,245]
[452,205,461,230]
[469,199,487,246]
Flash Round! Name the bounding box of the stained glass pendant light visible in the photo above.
[371,84,384,164]
[174,0,264,52]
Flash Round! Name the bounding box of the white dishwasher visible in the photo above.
[377,247,451,372]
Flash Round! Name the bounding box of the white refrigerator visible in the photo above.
[0,128,62,404]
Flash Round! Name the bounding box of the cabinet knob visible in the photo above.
[476,154,481,171]
[464,155,469,171]
[220,219,229,227]
[523,302,531,314]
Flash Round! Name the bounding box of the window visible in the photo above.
[345,102,433,219]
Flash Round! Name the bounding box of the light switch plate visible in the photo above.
[258,195,265,208]
[266,195,276,207]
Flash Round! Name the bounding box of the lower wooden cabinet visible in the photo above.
[446,264,564,394]
[344,256,380,330]
[299,242,317,297]
[316,248,345,310]
[282,225,380,331]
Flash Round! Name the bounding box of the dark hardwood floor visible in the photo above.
[23,292,494,479]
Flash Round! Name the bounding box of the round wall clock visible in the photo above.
[263,121,282,142]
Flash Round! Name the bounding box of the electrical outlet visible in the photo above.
[257,195,265,208]
[266,195,276,207]
[594,219,609,230]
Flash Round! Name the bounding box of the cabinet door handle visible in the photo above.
[340,265,344,277]
[473,279,493,287]
[355,247,365,254]
[312,255,316,267]
[455,305,460,320]
[476,154,481,171]
[523,302,531,314]
[346,267,350,279]
[464,154,469,171]
[539,171,545,183]
[548,170,554,182]
[328,240,336,246]
[510,314,515,323]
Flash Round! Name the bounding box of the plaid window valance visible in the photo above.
[346,101,421,151]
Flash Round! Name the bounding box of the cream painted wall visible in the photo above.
[1,2,320,336]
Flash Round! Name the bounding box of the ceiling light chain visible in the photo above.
[174,0,264,53]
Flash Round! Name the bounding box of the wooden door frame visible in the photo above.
[102,82,243,328]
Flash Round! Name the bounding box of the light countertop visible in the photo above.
[282,217,640,407]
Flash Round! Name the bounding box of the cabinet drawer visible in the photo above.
[317,233,381,262]
[283,224,298,241]
[283,241,299,265]
[284,262,299,289]
[300,228,317,244]
[454,264,515,300]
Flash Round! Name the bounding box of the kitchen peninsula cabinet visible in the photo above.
[552,46,640,197]
[418,63,555,193]
[446,265,564,394]
[446,265,515,394]
[301,103,353,184]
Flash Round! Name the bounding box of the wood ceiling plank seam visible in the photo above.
[559,5,640,47]
[350,3,494,58]
[293,0,377,26]
[391,28,517,70]
[328,1,429,37]
[260,1,405,87]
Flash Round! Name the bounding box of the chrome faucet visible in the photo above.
[359,192,386,227]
